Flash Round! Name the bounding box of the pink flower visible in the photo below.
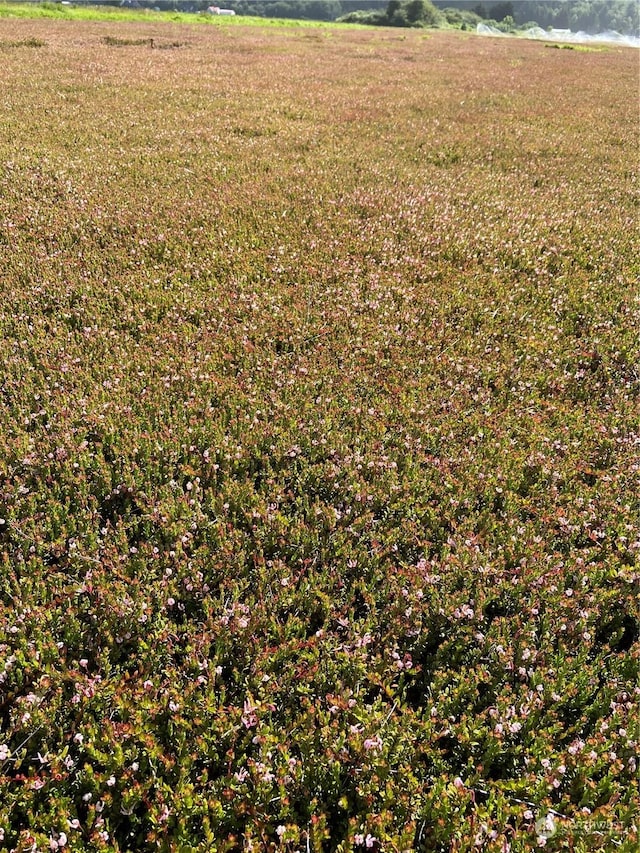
[242,699,258,729]
[257,763,274,783]
[454,603,475,620]
[363,735,382,751]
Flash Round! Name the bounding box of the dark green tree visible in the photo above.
[405,0,441,25]
[489,2,513,22]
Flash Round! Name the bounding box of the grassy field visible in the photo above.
[0,12,638,852]
[0,1,342,27]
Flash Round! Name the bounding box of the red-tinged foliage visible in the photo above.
[0,16,638,853]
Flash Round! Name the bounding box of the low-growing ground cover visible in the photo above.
[0,15,638,852]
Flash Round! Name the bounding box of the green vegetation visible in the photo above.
[0,33,45,43]
[339,0,442,27]
[221,1,344,21]
[1,0,637,33]
[0,1,341,27]
[341,0,639,33]
[461,1,640,35]
[0,15,638,853]
[0,2,196,22]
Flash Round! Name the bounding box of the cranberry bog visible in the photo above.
[0,15,638,853]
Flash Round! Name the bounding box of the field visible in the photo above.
[0,12,638,852]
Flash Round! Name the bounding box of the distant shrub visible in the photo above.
[493,13,516,32]
[341,0,442,27]
[441,6,483,27]
[337,8,386,24]
[103,35,155,45]
[404,0,440,26]
[0,37,46,48]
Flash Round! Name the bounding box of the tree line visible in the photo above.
[337,0,638,32]
[110,0,639,34]
[441,1,639,33]
[225,0,638,33]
